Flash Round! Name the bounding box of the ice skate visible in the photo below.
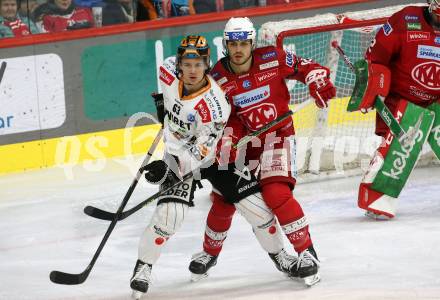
[189,251,218,282]
[130,260,152,299]
[268,249,299,277]
[365,210,392,220]
[296,246,321,287]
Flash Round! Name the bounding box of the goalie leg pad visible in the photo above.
[234,193,284,254]
[371,101,435,198]
[138,202,189,264]
[427,102,440,160]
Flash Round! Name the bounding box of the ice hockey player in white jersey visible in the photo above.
[129,35,230,299]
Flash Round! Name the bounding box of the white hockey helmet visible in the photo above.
[428,0,440,16]
[223,17,256,51]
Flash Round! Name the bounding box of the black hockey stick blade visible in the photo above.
[83,205,116,221]
[49,270,87,285]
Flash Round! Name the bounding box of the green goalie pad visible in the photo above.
[347,59,368,112]
[372,102,435,198]
[427,102,440,161]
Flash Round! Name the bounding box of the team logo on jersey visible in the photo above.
[217,77,228,86]
[435,37,440,45]
[187,113,195,122]
[407,31,430,42]
[194,99,212,123]
[286,52,294,67]
[232,85,270,108]
[259,60,279,70]
[382,22,393,36]
[242,80,252,89]
[223,81,238,94]
[159,66,175,86]
[237,103,277,131]
[255,69,278,85]
[407,23,422,31]
[404,15,419,21]
[261,51,277,60]
[417,45,440,61]
[411,61,440,90]
[211,72,220,79]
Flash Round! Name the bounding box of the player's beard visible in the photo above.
[230,52,252,66]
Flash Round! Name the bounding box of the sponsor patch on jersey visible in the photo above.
[237,103,277,131]
[217,77,228,86]
[187,113,195,122]
[435,37,440,45]
[194,99,212,123]
[259,60,279,70]
[404,15,419,21]
[261,51,277,60]
[159,66,175,86]
[254,69,278,85]
[232,85,270,108]
[407,22,422,30]
[407,31,430,42]
[383,22,393,36]
[242,80,252,89]
[411,61,440,90]
[417,45,440,61]
[286,52,294,67]
[223,81,238,94]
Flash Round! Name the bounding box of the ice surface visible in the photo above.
[1,159,439,300]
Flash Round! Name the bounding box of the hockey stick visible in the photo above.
[331,41,422,147]
[49,128,163,285]
[83,110,294,222]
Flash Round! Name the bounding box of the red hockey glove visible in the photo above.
[306,68,336,108]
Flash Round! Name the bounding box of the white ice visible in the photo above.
[1,158,440,300]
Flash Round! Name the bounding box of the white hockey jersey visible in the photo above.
[158,57,230,172]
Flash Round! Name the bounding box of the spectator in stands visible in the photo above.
[102,0,133,25]
[142,0,194,19]
[266,0,292,4]
[223,0,257,10]
[0,0,39,38]
[193,0,219,13]
[32,0,94,32]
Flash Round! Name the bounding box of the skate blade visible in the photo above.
[190,272,208,282]
[303,274,321,287]
[365,211,392,220]
[131,290,144,300]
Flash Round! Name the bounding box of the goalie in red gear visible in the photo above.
[190,17,336,286]
[354,2,440,219]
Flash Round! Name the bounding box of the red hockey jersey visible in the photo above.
[366,5,440,107]
[210,46,326,132]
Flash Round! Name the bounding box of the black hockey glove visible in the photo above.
[142,160,169,184]
[151,93,165,125]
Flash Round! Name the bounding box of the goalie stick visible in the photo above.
[331,41,422,148]
[49,127,163,285]
[83,110,294,222]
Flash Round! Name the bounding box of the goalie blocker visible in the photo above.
[359,101,438,219]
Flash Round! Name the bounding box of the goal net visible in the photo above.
[258,3,438,181]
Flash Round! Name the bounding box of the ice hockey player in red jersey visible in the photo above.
[354,2,440,219]
[190,17,336,286]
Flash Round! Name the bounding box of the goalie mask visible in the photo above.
[177,35,211,73]
[428,0,440,17]
[223,17,256,53]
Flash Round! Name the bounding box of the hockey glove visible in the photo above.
[142,160,169,184]
[306,68,336,108]
[152,93,165,125]
[349,60,391,114]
